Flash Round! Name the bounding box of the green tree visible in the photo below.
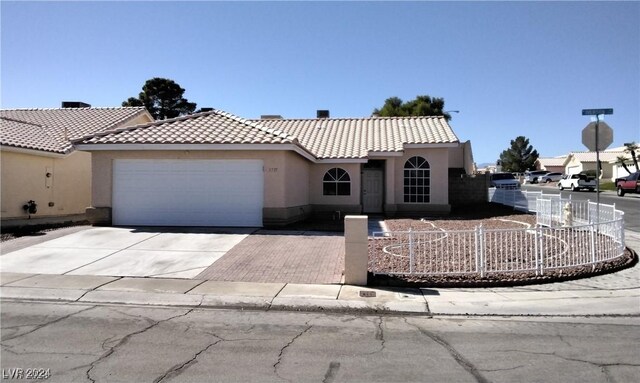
[373,95,452,120]
[498,136,540,172]
[122,77,197,120]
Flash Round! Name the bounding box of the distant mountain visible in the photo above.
[477,162,494,168]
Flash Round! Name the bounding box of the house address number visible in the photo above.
[264,167,278,173]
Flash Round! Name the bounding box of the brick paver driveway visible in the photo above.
[195,230,344,284]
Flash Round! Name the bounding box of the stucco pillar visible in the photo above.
[344,215,368,285]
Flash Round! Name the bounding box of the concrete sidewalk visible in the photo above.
[1,230,638,317]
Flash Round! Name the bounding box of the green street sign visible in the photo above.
[582,108,613,116]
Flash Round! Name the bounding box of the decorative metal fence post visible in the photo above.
[477,225,485,278]
[408,228,415,274]
[537,227,544,275]
[590,222,596,266]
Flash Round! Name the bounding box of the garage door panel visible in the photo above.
[113,160,263,227]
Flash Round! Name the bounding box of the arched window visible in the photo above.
[404,156,430,203]
[323,168,351,196]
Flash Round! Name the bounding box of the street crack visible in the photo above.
[85,309,194,383]
[153,336,222,383]
[2,305,96,342]
[405,318,490,383]
[273,323,313,382]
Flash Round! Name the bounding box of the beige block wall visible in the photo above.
[1,150,91,219]
[90,150,300,209]
[392,148,450,205]
[309,162,362,206]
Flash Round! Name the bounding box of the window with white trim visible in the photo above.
[323,168,351,196]
[403,156,430,203]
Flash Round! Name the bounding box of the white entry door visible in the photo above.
[112,159,263,227]
[362,169,384,213]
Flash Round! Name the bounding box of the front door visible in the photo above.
[362,169,384,213]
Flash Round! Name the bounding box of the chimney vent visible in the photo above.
[260,115,283,120]
[62,101,91,108]
[317,110,330,119]
[199,107,214,112]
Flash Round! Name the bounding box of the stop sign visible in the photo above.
[582,121,613,151]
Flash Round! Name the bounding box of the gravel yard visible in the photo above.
[369,209,636,287]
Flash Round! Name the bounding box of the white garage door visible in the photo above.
[113,159,263,227]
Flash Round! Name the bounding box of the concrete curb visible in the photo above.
[2,272,639,316]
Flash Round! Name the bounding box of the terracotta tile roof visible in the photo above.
[251,116,459,159]
[1,107,149,154]
[77,110,297,146]
[76,111,460,160]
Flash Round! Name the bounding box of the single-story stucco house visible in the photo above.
[75,109,474,227]
[535,156,567,173]
[0,104,153,227]
[563,148,629,181]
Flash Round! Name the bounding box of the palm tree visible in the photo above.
[624,142,639,170]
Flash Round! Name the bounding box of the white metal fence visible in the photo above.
[369,189,626,277]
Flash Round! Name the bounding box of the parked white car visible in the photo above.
[524,170,549,184]
[539,172,563,183]
[490,173,521,189]
[558,174,596,191]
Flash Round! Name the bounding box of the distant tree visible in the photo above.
[122,77,197,120]
[498,136,540,172]
[373,95,452,120]
[624,141,639,170]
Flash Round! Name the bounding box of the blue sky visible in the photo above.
[2,1,638,164]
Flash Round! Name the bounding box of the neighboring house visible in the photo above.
[75,109,474,227]
[536,156,567,173]
[563,150,626,180]
[0,105,153,227]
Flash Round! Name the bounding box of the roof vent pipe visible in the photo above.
[317,110,330,119]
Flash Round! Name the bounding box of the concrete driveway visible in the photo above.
[0,227,253,279]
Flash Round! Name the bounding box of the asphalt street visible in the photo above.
[522,184,640,232]
[1,301,639,383]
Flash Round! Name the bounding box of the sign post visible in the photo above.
[581,108,614,226]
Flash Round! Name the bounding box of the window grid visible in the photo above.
[403,156,430,203]
[323,168,351,196]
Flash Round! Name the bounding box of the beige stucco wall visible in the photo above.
[283,151,310,207]
[565,156,615,179]
[89,150,308,209]
[392,148,450,206]
[1,150,91,219]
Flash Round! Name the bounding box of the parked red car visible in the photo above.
[616,171,640,196]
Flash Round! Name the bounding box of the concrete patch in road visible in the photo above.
[98,277,203,294]
[189,280,285,297]
[4,274,118,290]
